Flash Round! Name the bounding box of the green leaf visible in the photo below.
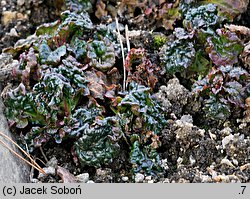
[87,37,116,72]
[46,45,67,65]
[206,28,243,66]
[70,37,87,60]
[130,140,162,175]
[36,20,60,37]
[39,41,52,64]
[203,96,231,121]
[189,50,211,76]
[118,82,167,135]
[74,117,121,167]
[160,39,196,74]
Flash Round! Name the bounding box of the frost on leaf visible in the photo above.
[36,11,93,44]
[199,0,249,21]
[160,38,196,75]
[183,4,219,30]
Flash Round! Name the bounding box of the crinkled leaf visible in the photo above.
[206,28,243,66]
[183,4,219,30]
[192,65,250,121]
[118,82,167,135]
[13,47,41,86]
[130,140,162,175]
[224,81,245,107]
[58,56,90,96]
[3,35,38,58]
[74,117,121,168]
[199,0,249,21]
[189,50,211,76]
[60,10,93,31]
[85,70,107,100]
[203,96,231,121]
[36,11,93,43]
[70,37,87,60]
[36,20,60,37]
[46,45,67,65]
[87,38,116,71]
[125,48,159,89]
[39,41,52,64]
[70,105,103,137]
[5,83,46,127]
[160,39,196,74]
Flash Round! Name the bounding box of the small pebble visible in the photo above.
[38,166,56,179]
[232,159,238,166]
[76,173,89,183]
[180,114,193,123]
[122,176,129,182]
[87,180,95,183]
[8,28,19,37]
[30,178,39,183]
[17,0,25,6]
[222,134,234,149]
[189,155,196,166]
[46,157,58,167]
[145,176,152,181]
[177,157,183,165]
[135,173,144,183]
[1,1,6,6]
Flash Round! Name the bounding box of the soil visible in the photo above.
[0,1,249,183]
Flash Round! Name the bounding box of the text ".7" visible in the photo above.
[239,186,246,195]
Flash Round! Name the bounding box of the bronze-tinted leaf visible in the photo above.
[85,70,107,100]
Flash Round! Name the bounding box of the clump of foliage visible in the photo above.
[125,48,159,89]
[159,35,196,75]
[183,4,219,30]
[192,65,250,121]
[153,34,168,49]
[198,0,249,21]
[180,0,249,22]
[3,9,168,176]
[97,0,182,30]
[205,28,244,66]
[74,115,121,168]
[4,10,116,155]
[116,82,167,175]
[2,0,250,180]
[86,38,116,72]
[5,56,90,147]
[159,3,244,79]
